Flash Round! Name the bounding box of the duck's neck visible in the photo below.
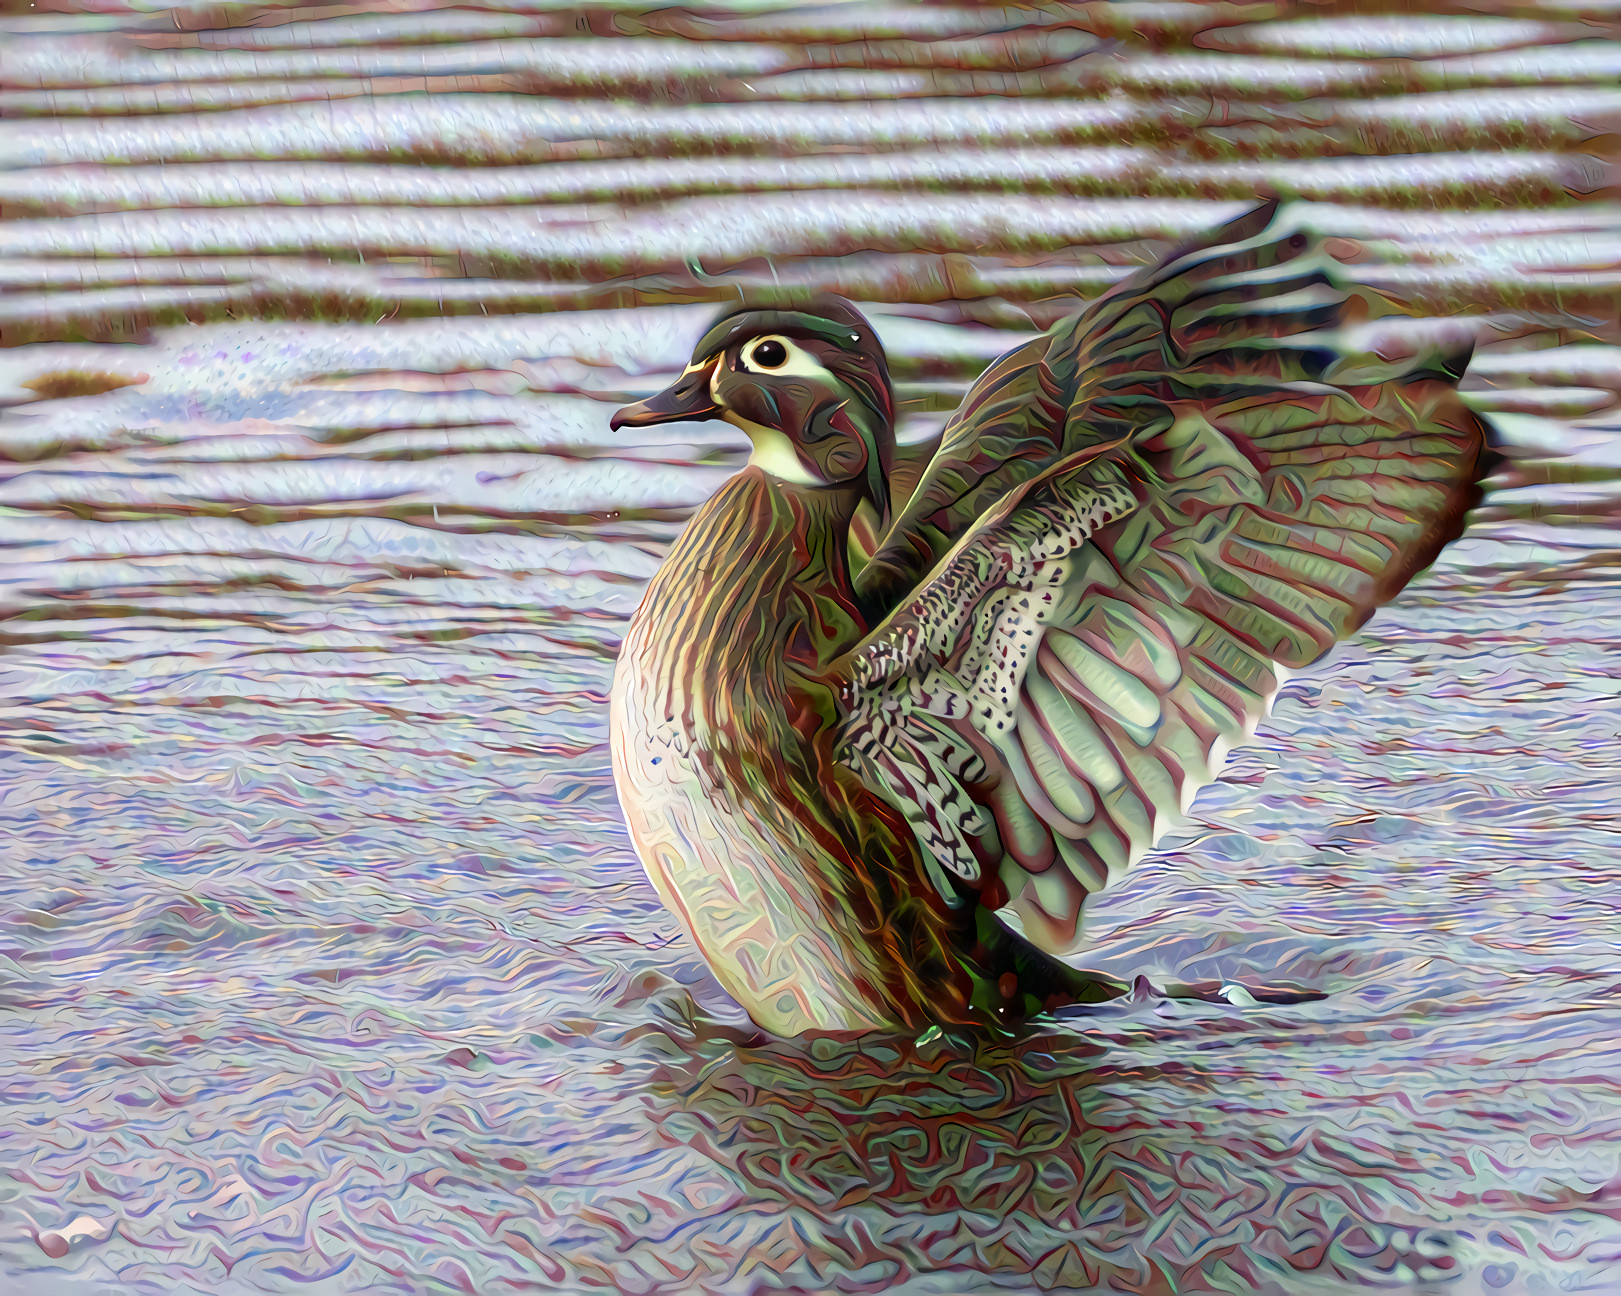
[630,468,867,734]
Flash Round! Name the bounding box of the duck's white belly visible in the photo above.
[608,656,898,1037]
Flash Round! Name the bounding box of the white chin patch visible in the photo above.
[727,415,824,486]
[708,351,828,486]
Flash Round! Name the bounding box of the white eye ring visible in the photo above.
[738,335,837,381]
[744,337,790,370]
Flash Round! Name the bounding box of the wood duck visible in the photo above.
[608,202,1493,1038]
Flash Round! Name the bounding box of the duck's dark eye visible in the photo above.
[750,339,787,369]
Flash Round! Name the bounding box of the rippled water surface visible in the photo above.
[4,0,1620,1291]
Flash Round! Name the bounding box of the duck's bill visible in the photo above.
[610,366,721,429]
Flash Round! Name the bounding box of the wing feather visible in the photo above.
[832,203,1493,961]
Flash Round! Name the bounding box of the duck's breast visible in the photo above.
[609,642,901,1036]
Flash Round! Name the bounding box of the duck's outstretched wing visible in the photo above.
[833,205,1492,956]
[856,200,1488,616]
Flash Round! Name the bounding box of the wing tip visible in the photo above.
[1164,196,1284,267]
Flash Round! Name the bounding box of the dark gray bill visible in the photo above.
[610,365,721,429]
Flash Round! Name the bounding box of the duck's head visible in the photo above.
[611,296,896,525]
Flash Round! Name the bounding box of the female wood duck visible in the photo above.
[609,202,1493,1038]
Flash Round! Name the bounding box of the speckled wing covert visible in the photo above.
[837,202,1492,958]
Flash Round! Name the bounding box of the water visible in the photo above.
[1,304,1618,1294]
[3,1,1620,1290]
